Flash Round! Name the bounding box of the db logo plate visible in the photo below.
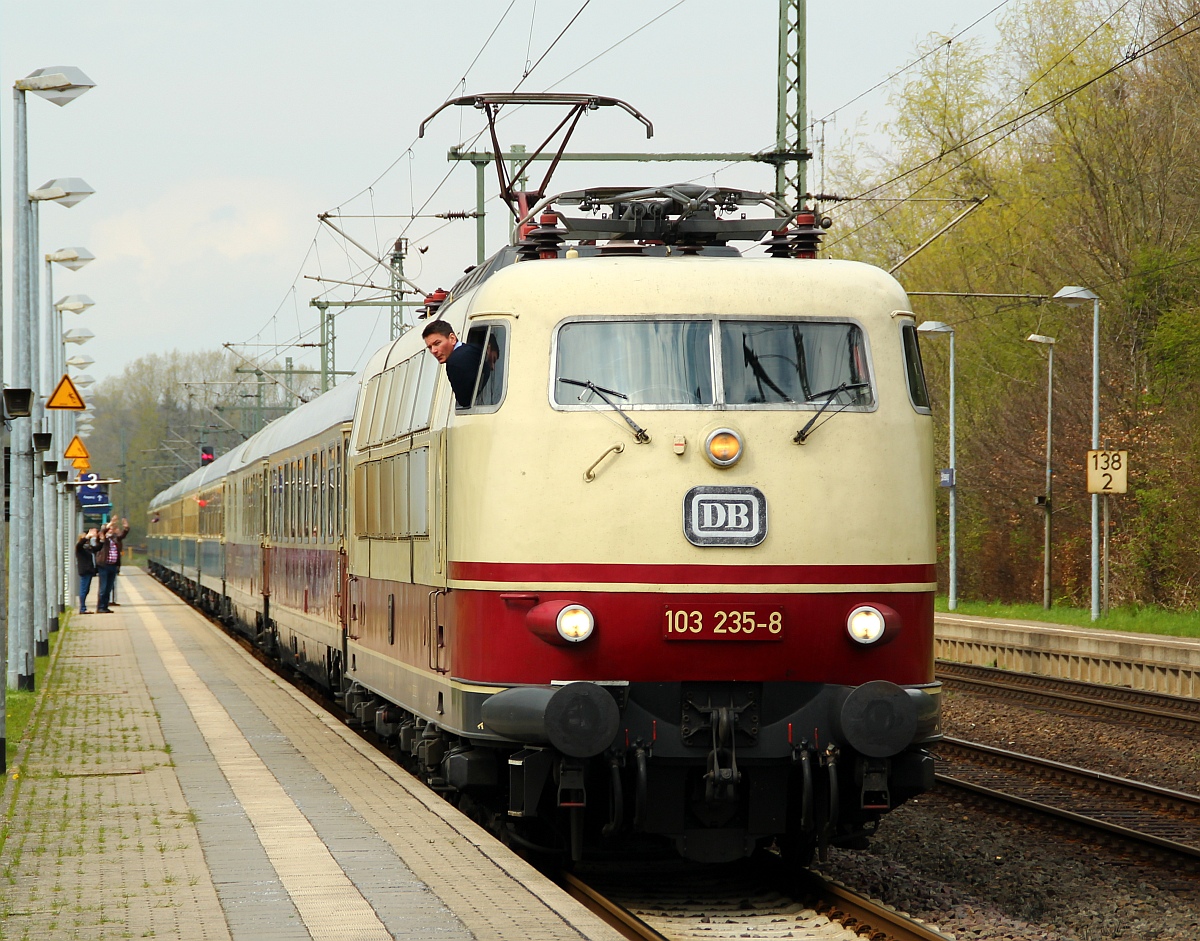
[683,486,767,547]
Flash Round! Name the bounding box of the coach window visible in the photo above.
[307,454,315,541]
[310,452,319,540]
[304,456,312,540]
[458,323,508,413]
[292,460,298,541]
[900,322,931,413]
[285,461,292,541]
[336,443,345,539]
[327,446,336,540]
[299,456,307,542]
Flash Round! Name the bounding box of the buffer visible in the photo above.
[47,374,86,410]
[63,435,89,459]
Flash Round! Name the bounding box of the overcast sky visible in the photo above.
[0,1,1008,390]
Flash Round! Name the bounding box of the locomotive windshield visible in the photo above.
[553,318,873,409]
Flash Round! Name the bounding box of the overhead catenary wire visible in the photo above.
[812,0,1013,126]
[825,11,1200,248]
[246,1,691,371]
[680,2,1149,219]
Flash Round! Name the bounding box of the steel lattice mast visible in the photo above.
[775,0,809,210]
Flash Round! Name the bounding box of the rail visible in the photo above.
[936,659,1200,733]
[936,737,1200,859]
[563,864,954,941]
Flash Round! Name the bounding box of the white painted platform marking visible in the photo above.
[124,579,393,941]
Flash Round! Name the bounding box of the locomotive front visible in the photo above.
[442,192,941,864]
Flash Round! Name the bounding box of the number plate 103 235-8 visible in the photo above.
[663,605,784,641]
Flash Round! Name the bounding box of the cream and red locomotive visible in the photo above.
[148,183,942,864]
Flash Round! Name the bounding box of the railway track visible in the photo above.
[935,737,1200,858]
[563,860,953,941]
[936,659,1200,732]
[206,604,955,940]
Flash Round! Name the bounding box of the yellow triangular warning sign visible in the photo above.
[63,435,90,459]
[47,374,86,410]
[72,457,91,470]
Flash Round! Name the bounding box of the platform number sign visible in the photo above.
[1087,450,1128,494]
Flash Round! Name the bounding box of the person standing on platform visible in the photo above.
[95,523,122,613]
[107,517,130,606]
[75,527,100,614]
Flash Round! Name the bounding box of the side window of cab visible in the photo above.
[900,322,931,413]
[458,323,508,412]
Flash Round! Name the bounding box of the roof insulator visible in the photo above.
[788,211,824,259]
[762,228,792,258]
[418,287,449,319]
[527,212,566,261]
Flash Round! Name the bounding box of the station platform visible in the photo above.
[0,569,625,941]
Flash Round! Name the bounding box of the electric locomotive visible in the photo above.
[148,183,941,866]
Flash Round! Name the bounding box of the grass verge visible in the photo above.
[934,597,1200,638]
[5,614,68,770]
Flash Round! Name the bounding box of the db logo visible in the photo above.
[683,486,767,547]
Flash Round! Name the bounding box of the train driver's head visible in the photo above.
[422,320,459,364]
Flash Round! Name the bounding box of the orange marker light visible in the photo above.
[705,429,743,467]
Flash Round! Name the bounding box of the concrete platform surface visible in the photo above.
[0,569,625,941]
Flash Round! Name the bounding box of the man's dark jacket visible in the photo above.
[445,342,484,408]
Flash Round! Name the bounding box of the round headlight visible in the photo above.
[705,428,743,467]
[847,605,886,644]
[557,604,595,643]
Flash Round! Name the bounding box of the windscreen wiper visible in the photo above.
[793,381,870,444]
[558,377,650,443]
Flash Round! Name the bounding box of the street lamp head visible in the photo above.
[72,374,96,388]
[18,67,95,106]
[32,177,94,208]
[47,247,95,270]
[1027,334,1056,345]
[66,354,95,368]
[56,294,95,313]
[63,327,95,344]
[1052,285,1099,307]
[917,320,954,334]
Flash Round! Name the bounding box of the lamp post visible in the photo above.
[1027,334,1056,609]
[1052,286,1101,620]
[8,67,95,692]
[26,184,93,660]
[50,259,95,617]
[917,321,957,609]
